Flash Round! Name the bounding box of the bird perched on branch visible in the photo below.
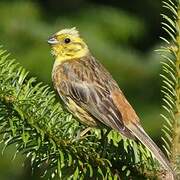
[48,27,174,178]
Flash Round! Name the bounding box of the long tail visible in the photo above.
[127,122,174,179]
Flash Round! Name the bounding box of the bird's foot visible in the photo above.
[74,127,92,141]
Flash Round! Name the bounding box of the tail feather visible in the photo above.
[127,122,174,179]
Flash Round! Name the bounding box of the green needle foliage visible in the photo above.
[3,0,180,177]
[0,48,159,179]
[160,0,180,178]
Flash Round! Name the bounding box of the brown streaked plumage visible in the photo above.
[52,55,133,137]
[48,27,174,179]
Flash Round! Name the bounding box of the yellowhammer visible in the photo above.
[48,27,174,178]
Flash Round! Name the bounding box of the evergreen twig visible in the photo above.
[0,48,157,179]
[160,0,180,177]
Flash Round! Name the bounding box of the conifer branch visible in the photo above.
[160,0,180,177]
[170,1,180,174]
[0,48,158,179]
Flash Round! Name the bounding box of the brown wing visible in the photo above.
[64,80,134,137]
[54,56,134,137]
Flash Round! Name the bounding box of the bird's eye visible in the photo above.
[64,38,71,44]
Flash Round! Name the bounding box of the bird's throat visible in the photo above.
[54,48,89,65]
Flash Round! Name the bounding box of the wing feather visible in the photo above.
[54,56,133,137]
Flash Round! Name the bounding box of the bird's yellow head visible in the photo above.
[48,27,89,62]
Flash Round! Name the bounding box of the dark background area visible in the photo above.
[0,0,168,179]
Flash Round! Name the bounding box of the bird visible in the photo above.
[48,27,174,178]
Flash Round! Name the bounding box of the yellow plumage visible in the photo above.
[49,27,89,62]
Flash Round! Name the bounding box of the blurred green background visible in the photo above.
[0,0,166,179]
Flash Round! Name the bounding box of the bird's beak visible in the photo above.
[47,36,59,45]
